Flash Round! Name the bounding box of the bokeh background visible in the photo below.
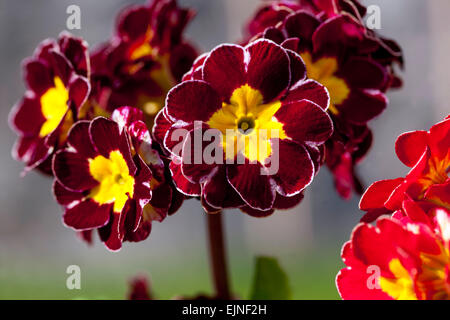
[0,0,448,299]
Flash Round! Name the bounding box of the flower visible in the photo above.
[128,275,153,300]
[86,0,197,125]
[360,115,450,222]
[53,107,180,251]
[9,32,90,175]
[336,205,450,300]
[244,0,403,198]
[154,39,333,215]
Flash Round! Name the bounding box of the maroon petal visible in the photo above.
[11,96,44,136]
[203,44,246,101]
[273,192,304,210]
[275,100,333,144]
[53,150,98,191]
[339,89,387,124]
[246,39,291,102]
[116,6,151,41]
[63,200,111,230]
[271,140,314,196]
[67,121,96,158]
[49,50,72,85]
[53,180,82,206]
[181,128,220,183]
[68,75,90,109]
[202,166,245,210]
[89,117,137,175]
[24,60,53,95]
[340,57,387,90]
[285,49,306,86]
[241,206,274,217]
[152,109,172,145]
[98,212,125,252]
[284,11,320,42]
[112,106,145,129]
[170,162,201,196]
[227,162,275,210]
[165,80,222,123]
[283,79,330,110]
[58,32,90,77]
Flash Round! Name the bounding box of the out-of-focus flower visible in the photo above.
[337,206,450,300]
[128,275,153,300]
[244,0,403,199]
[53,107,180,251]
[154,39,333,216]
[85,0,197,126]
[10,32,90,175]
[360,116,450,223]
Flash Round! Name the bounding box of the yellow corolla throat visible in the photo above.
[207,85,287,163]
[419,154,450,195]
[39,76,70,138]
[88,150,135,213]
[301,52,349,115]
[379,258,418,300]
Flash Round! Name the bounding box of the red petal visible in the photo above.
[275,100,333,144]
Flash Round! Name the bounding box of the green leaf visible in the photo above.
[249,256,292,300]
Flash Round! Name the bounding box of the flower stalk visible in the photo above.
[206,212,231,299]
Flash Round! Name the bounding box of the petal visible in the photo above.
[339,89,387,124]
[53,150,98,191]
[180,128,219,184]
[275,100,333,143]
[53,180,82,206]
[202,166,245,210]
[152,109,173,145]
[246,39,291,102]
[24,60,53,95]
[283,79,330,110]
[359,178,404,211]
[203,44,246,101]
[271,140,314,196]
[68,75,90,109]
[227,162,275,211]
[63,200,111,230]
[112,106,145,129]
[116,6,151,41]
[273,192,304,210]
[285,49,306,86]
[169,162,201,196]
[10,96,45,136]
[67,121,97,158]
[395,130,428,167]
[165,80,222,123]
[98,212,125,252]
[89,117,137,175]
[284,11,320,42]
[340,57,387,90]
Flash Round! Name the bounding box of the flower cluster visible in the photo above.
[53,107,182,251]
[9,0,193,251]
[245,0,403,198]
[153,39,333,216]
[87,0,197,126]
[337,115,450,300]
[10,32,90,175]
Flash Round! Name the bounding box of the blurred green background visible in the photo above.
[1,0,448,300]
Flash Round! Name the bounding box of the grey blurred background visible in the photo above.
[0,0,448,299]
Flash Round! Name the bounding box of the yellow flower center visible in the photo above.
[207,84,287,163]
[39,77,70,137]
[379,258,418,300]
[301,52,349,115]
[88,150,135,213]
